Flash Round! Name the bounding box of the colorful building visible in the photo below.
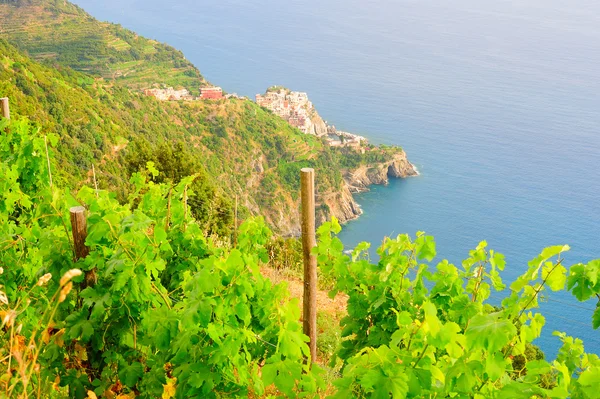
[200,87,224,100]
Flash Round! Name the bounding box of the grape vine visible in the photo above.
[1,118,599,398]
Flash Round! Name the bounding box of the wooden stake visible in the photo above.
[70,206,90,261]
[0,97,9,120]
[300,168,317,364]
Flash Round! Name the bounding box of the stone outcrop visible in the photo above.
[344,152,419,193]
[315,150,418,230]
[318,183,363,226]
[270,150,417,236]
[308,112,328,137]
[344,151,418,193]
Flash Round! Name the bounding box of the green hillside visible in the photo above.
[0,0,204,93]
[0,39,380,235]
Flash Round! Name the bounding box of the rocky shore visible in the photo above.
[252,86,418,235]
[322,150,418,225]
[344,151,418,193]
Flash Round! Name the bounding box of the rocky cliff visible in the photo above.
[253,150,417,236]
[344,151,418,193]
[308,112,328,136]
[318,183,363,226]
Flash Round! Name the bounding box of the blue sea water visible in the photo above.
[73,0,600,357]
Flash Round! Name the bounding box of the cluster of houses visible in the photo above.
[255,89,314,134]
[142,83,366,150]
[143,86,228,101]
[326,125,367,149]
[255,87,367,149]
[143,87,193,101]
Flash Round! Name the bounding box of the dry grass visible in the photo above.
[260,266,347,316]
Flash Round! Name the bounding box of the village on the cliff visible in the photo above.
[143,85,367,149]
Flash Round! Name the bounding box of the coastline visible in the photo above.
[321,149,419,227]
[252,86,419,232]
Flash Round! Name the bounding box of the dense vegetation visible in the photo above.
[0,119,323,398]
[2,118,600,399]
[0,38,396,235]
[315,221,600,398]
[0,0,204,93]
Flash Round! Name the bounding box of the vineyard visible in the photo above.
[0,0,205,93]
[1,117,600,398]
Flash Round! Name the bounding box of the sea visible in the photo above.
[72,0,600,358]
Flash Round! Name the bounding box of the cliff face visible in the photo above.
[344,151,418,193]
[308,112,328,136]
[318,183,363,226]
[272,150,418,236]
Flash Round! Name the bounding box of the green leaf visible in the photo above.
[146,259,166,280]
[542,262,567,291]
[485,352,507,380]
[197,299,213,327]
[528,245,571,270]
[526,360,551,376]
[65,310,95,342]
[146,161,159,177]
[154,225,167,244]
[46,133,59,147]
[568,263,594,301]
[578,366,600,386]
[465,312,516,352]
[118,362,144,388]
[261,362,277,386]
[416,235,436,261]
[395,311,412,327]
[593,308,600,329]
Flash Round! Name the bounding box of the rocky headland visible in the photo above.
[327,150,418,225]
[265,149,418,236]
[252,86,419,234]
[344,151,418,193]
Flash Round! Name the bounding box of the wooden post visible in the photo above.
[0,97,9,120]
[70,206,90,261]
[300,168,317,364]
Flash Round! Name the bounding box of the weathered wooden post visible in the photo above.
[300,168,317,364]
[70,206,90,261]
[0,97,9,120]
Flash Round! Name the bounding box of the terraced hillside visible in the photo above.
[0,0,205,93]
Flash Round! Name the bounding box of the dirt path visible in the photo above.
[260,267,347,315]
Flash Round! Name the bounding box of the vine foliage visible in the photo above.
[315,218,600,398]
[0,118,324,398]
[1,118,599,398]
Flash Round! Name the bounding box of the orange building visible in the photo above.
[200,87,224,100]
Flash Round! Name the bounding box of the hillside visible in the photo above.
[0,0,205,93]
[0,39,414,235]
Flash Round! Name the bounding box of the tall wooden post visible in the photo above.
[0,97,9,120]
[300,168,317,364]
[70,206,90,261]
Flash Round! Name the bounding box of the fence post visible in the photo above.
[300,168,317,364]
[0,97,9,120]
[70,206,90,261]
